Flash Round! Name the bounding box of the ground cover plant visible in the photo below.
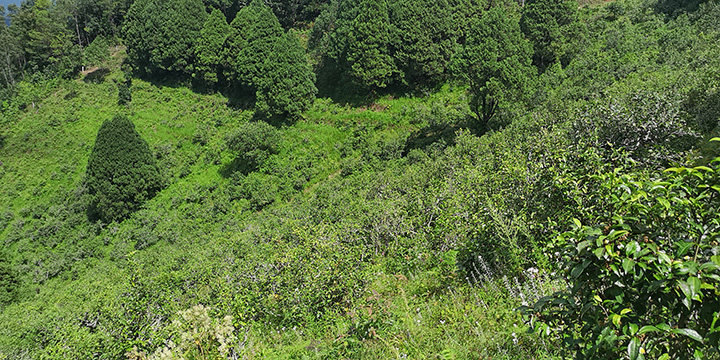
[0,0,719,358]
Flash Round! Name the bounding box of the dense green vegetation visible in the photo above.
[1,0,720,358]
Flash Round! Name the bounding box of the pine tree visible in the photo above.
[195,8,231,87]
[86,115,163,223]
[520,0,578,69]
[228,0,284,87]
[255,31,317,118]
[390,0,456,87]
[453,6,534,126]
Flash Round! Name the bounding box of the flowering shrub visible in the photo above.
[131,305,236,360]
[522,148,720,359]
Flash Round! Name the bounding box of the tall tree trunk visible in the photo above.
[74,14,83,48]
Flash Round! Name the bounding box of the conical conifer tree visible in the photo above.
[229,0,284,86]
[228,0,316,118]
[341,0,398,89]
[255,31,317,118]
[86,115,163,223]
[195,8,231,86]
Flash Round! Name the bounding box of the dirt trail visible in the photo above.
[80,66,100,76]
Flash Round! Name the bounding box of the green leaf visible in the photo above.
[701,283,715,290]
[638,325,659,335]
[712,255,720,266]
[678,280,693,310]
[628,337,640,360]
[571,259,591,279]
[658,197,670,209]
[676,241,693,257]
[612,314,622,327]
[623,258,636,274]
[606,245,615,257]
[688,276,701,300]
[710,137,720,142]
[656,323,671,331]
[695,349,704,360]
[699,262,720,272]
[658,252,672,264]
[572,218,582,229]
[671,328,703,342]
[694,166,713,173]
[621,308,632,315]
[659,354,670,360]
[577,240,592,252]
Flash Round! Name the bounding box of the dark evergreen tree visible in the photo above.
[194,8,231,87]
[86,114,163,223]
[228,0,315,118]
[342,0,397,89]
[453,6,534,126]
[520,0,578,69]
[255,31,317,118]
[228,0,284,87]
[390,0,456,87]
[123,0,207,75]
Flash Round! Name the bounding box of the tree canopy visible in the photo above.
[123,0,207,75]
[194,8,231,87]
[520,0,579,69]
[229,0,285,88]
[254,31,317,118]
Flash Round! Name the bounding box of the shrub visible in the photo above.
[138,305,236,360]
[522,153,720,359]
[86,115,163,223]
[117,81,132,105]
[225,121,280,173]
[0,253,18,306]
[572,91,697,168]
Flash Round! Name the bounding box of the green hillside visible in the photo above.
[1,0,720,359]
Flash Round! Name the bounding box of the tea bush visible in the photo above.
[523,145,720,359]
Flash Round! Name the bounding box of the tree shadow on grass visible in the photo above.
[402,118,486,156]
[219,156,258,179]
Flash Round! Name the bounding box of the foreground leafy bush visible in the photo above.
[86,115,163,223]
[523,148,720,359]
